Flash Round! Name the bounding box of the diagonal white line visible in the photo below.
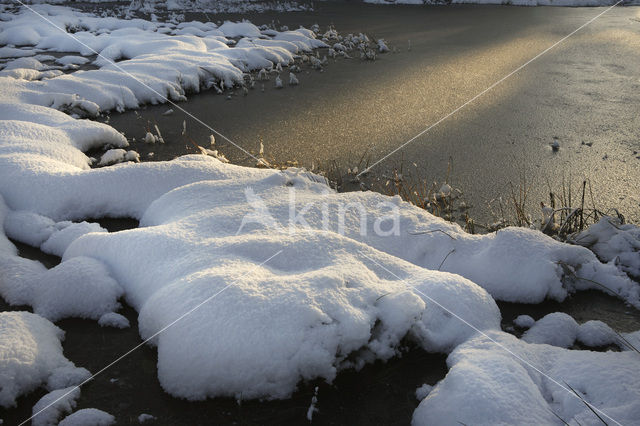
[358,0,623,177]
[358,250,624,426]
[21,250,283,426]
[12,0,271,167]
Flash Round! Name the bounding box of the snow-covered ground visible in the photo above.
[1,3,640,424]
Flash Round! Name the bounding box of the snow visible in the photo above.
[219,21,262,38]
[0,6,326,118]
[98,312,130,329]
[32,387,80,426]
[98,148,140,166]
[46,366,91,391]
[0,25,41,46]
[415,384,432,400]
[64,201,500,399]
[41,221,107,257]
[413,330,640,426]
[0,250,124,322]
[520,313,624,349]
[59,408,115,426]
[56,55,90,66]
[522,312,579,348]
[576,320,617,347]
[306,386,319,421]
[0,312,86,408]
[571,216,640,279]
[513,314,535,329]
[0,46,37,59]
[137,413,156,423]
[3,57,45,71]
[622,330,640,351]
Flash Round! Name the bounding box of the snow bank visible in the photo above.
[130,180,640,307]
[64,175,501,399]
[0,5,326,116]
[413,330,640,426]
[0,312,87,408]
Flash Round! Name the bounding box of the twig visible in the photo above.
[438,249,455,271]
[564,381,608,425]
[409,229,457,240]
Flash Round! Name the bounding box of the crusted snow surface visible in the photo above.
[412,330,640,425]
[0,312,87,408]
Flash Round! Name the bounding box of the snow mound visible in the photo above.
[32,387,80,426]
[98,312,130,329]
[522,312,578,348]
[513,314,535,329]
[46,366,91,391]
[66,218,500,399]
[56,56,90,66]
[41,221,107,257]
[415,384,432,400]
[0,312,85,408]
[59,408,115,426]
[576,320,617,347]
[138,413,156,423]
[413,330,640,425]
[572,216,640,279]
[523,313,624,349]
[1,252,123,322]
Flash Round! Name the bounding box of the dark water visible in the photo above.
[105,2,640,225]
